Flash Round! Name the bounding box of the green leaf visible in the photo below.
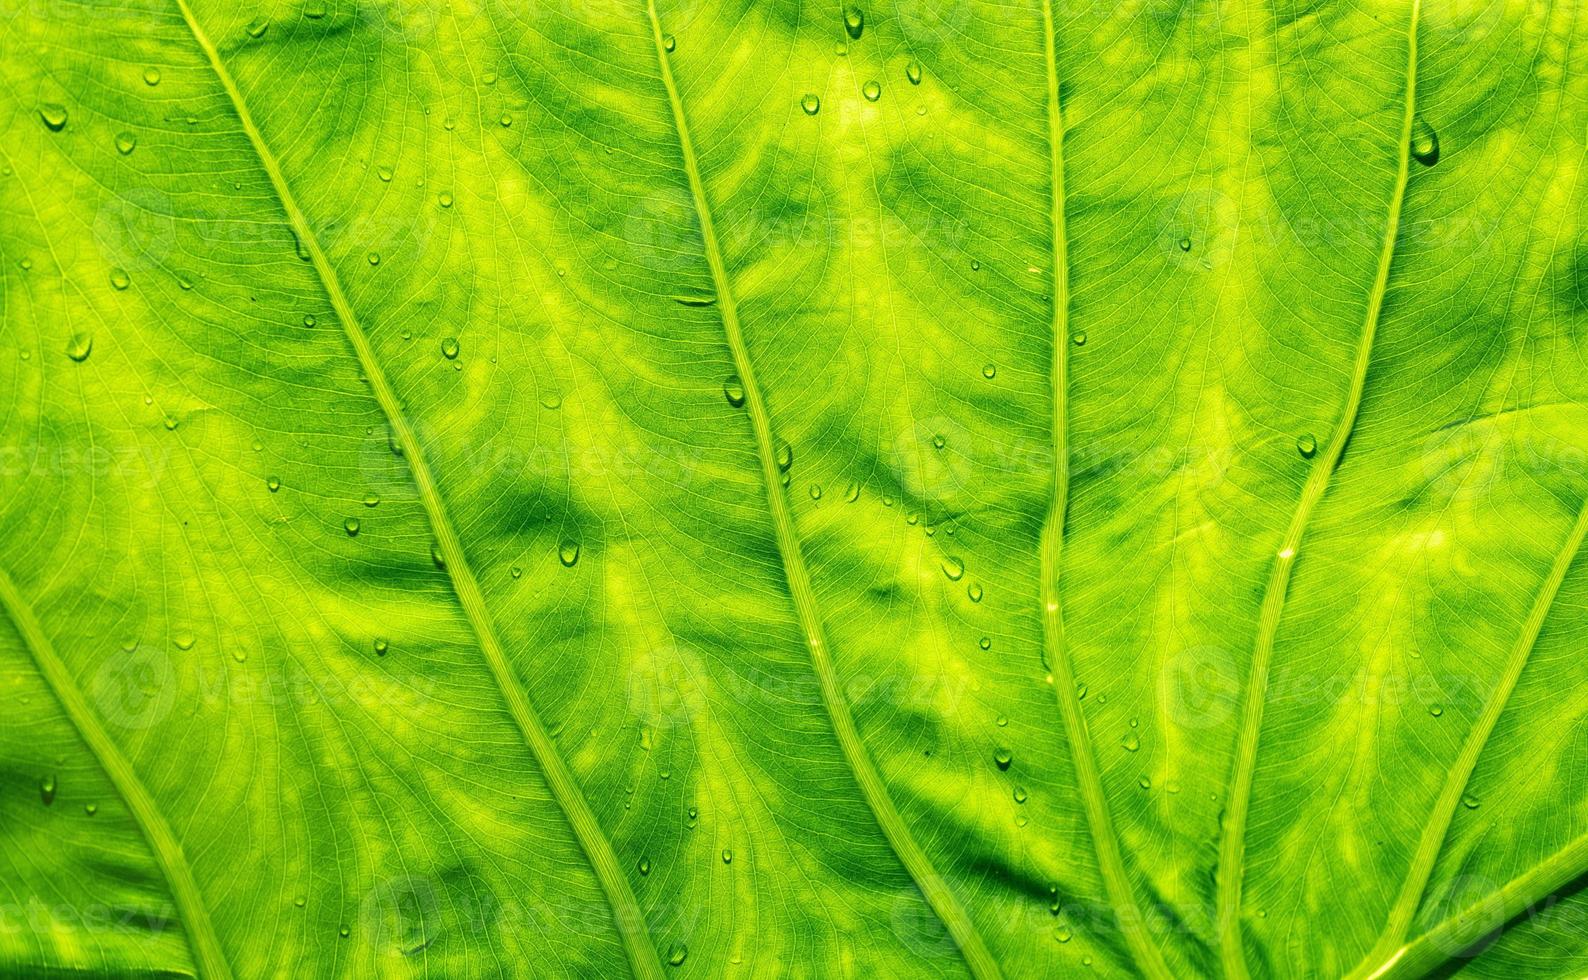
[1,0,1586,977]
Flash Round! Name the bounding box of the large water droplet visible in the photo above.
[663,33,676,52]
[941,556,965,581]
[115,132,137,155]
[110,268,130,290]
[343,517,360,536]
[441,337,460,359]
[638,857,652,875]
[1462,793,1480,810]
[906,60,922,85]
[143,67,162,86]
[1296,433,1317,459]
[438,191,454,208]
[1013,785,1028,804]
[982,363,997,379]
[39,103,68,131]
[267,475,281,492]
[245,16,269,37]
[994,748,1012,771]
[373,637,388,656]
[721,848,733,864]
[559,540,581,567]
[1411,117,1439,167]
[775,441,793,472]
[1121,732,1140,752]
[801,93,821,115]
[722,376,745,407]
[174,631,195,651]
[843,6,864,39]
[66,333,93,362]
[862,80,881,102]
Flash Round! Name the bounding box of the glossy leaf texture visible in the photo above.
[2,0,1587,977]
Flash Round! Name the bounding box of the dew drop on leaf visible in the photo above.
[174,632,195,650]
[1429,703,1443,717]
[638,857,651,875]
[66,333,92,362]
[1071,331,1086,346]
[809,483,822,500]
[982,363,996,379]
[981,638,993,651]
[373,638,388,656]
[115,132,137,155]
[1462,793,1480,809]
[967,583,983,603]
[367,252,381,266]
[559,540,581,567]
[863,80,881,102]
[663,34,675,52]
[722,376,745,407]
[906,60,922,85]
[110,268,130,290]
[84,803,97,815]
[267,475,281,493]
[1178,236,1192,252]
[1411,117,1439,167]
[1296,433,1318,458]
[38,103,68,131]
[438,191,453,208]
[775,441,793,472]
[363,494,379,508]
[245,17,269,38]
[668,943,688,967]
[143,67,161,86]
[801,93,820,115]
[941,556,965,581]
[844,481,860,502]
[994,748,1012,771]
[1013,785,1028,804]
[721,848,733,864]
[843,5,864,39]
[40,775,56,805]
[1121,732,1140,752]
[431,540,447,570]
[442,337,460,359]
[343,517,360,536]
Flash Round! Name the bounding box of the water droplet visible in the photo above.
[441,337,460,359]
[906,60,922,85]
[115,132,137,155]
[66,333,93,362]
[1055,923,1072,943]
[994,748,1012,771]
[775,441,793,472]
[439,191,453,208]
[39,103,68,131]
[668,943,688,967]
[377,165,393,183]
[363,494,380,508]
[1121,732,1140,752]
[1013,785,1028,804]
[932,433,946,450]
[638,857,651,875]
[1411,117,1439,167]
[1462,793,1480,809]
[982,363,997,379]
[981,637,993,651]
[143,67,162,86]
[84,802,98,815]
[967,583,983,602]
[809,483,823,500]
[863,80,881,102]
[1138,775,1152,790]
[266,475,281,492]
[1296,433,1317,458]
[431,540,447,570]
[174,632,195,651]
[941,556,965,581]
[971,259,981,271]
[164,416,179,431]
[343,517,360,536]
[721,848,733,864]
[843,5,864,39]
[801,93,821,115]
[366,252,380,266]
[373,638,388,656]
[673,294,716,307]
[40,775,56,805]
[559,540,581,567]
[245,16,269,38]
[338,925,351,938]
[1071,331,1087,346]
[499,113,513,127]
[844,481,860,502]
[110,268,130,290]
[510,565,523,579]
[294,895,307,908]
[663,34,676,52]
[722,376,745,407]
[1429,703,1444,717]
[1076,682,1088,700]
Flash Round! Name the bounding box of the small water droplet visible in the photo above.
[668,943,688,967]
[967,583,983,602]
[981,637,993,651]
[722,376,745,407]
[40,775,56,805]
[775,441,793,472]
[267,475,281,492]
[971,259,981,271]
[931,433,946,450]
[343,517,360,536]
[245,16,269,38]
[801,93,821,115]
[1138,775,1152,790]
[441,337,460,359]
[994,748,1012,771]
[906,60,922,85]
[499,113,513,127]
[373,638,388,656]
[1411,117,1439,167]
[367,252,382,266]
[673,294,716,307]
[377,165,393,183]
[559,540,581,567]
[84,802,98,815]
[809,483,822,500]
[110,268,130,290]
[843,5,864,39]
[1462,793,1480,809]
[510,565,522,578]
[1076,682,1088,700]
[1296,433,1318,458]
[1121,732,1140,752]
[942,556,965,581]
[863,80,881,102]
[1429,703,1444,717]
[1013,785,1028,804]
[844,481,860,502]
[338,925,350,938]
[663,34,676,52]
[431,540,447,569]
[1055,923,1072,943]
[66,333,93,362]
[164,416,179,430]
[115,132,137,155]
[174,632,195,651]
[39,103,68,131]
[439,191,453,207]
[982,363,996,379]
[638,857,651,875]
[1071,331,1087,346]
[143,67,162,86]
[294,895,307,908]
[721,848,733,864]
[363,494,379,508]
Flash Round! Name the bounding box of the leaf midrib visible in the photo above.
[1033,3,1175,979]
[0,567,233,979]
[641,3,1000,977]
[1214,3,1423,976]
[168,4,665,978]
